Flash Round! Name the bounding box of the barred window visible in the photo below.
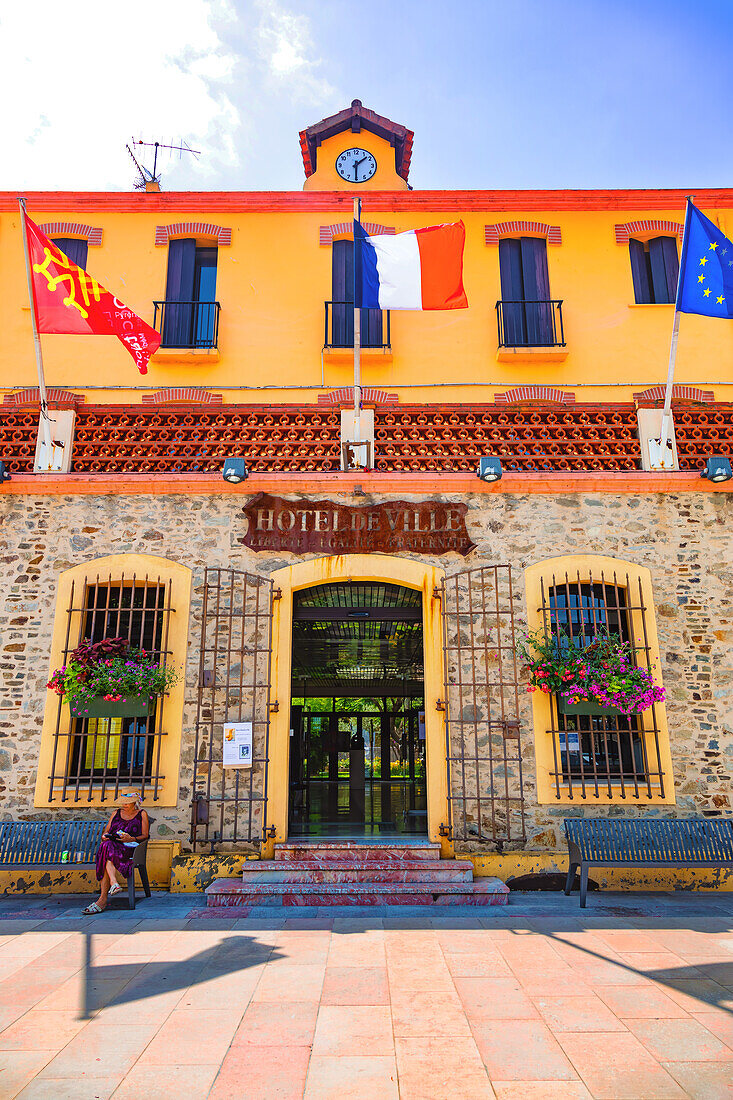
[534,564,669,802]
[50,574,173,803]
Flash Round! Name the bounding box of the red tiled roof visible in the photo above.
[299,100,414,182]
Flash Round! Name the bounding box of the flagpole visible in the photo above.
[353,196,362,448]
[658,195,693,460]
[18,197,54,464]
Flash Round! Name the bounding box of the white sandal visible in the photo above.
[82,901,105,914]
[109,884,123,897]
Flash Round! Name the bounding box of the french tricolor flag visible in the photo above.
[354,220,468,310]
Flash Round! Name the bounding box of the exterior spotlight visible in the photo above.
[0,461,10,483]
[222,458,248,484]
[701,455,732,483]
[477,457,503,483]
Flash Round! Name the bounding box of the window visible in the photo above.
[498,237,554,346]
[37,555,191,807]
[161,239,218,348]
[52,237,88,269]
[524,556,674,805]
[330,239,384,347]
[629,236,679,304]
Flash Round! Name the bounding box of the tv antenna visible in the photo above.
[126,138,201,189]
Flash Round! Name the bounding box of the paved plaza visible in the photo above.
[0,891,732,1099]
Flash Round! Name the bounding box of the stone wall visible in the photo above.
[1,488,731,853]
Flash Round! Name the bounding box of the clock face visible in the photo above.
[335,147,377,183]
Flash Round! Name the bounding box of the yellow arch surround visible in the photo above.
[35,553,192,809]
[267,555,452,856]
[524,554,674,806]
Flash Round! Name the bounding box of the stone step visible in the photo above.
[206,877,509,907]
[240,860,474,884]
[274,842,442,863]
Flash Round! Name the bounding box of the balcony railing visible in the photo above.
[496,299,565,349]
[153,300,221,350]
[324,301,391,350]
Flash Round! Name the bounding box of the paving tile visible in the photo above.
[654,977,733,1012]
[443,952,514,978]
[210,1044,311,1100]
[251,961,325,1002]
[0,1050,57,1100]
[557,1031,688,1098]
[387,960,455,992]
[626,1017,733,1062]
[597,983,691,1019]
[690,1009,733,1051]
[491,1084,593,1099]
[312,1004,393,1057]
[0,1009,87,1050]
[108,1064,220,1099]
[321,965,389,1004]
[16,1076,123,1099]
[230,1000,318,1047]
[175,964,263,1009]
[395,1035,493,1098]
[453,977,540,1021]
[304,1055,399,1100]
[135,1006,243,1065]
[506,966,593,998]
[472,1019,577,1081]
[661,1060,733,1099]
[532,994,628,1032]
[35,1023,159,1079]
[391,990,472,1038]
[34,975,132,1015]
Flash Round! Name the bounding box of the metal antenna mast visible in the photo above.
[125,138,201,189]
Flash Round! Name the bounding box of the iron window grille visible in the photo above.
[496,299,565,348]
[324,301,391,349]
[539,569,666,800]
[48,573,174,803]
[153,300,221,349]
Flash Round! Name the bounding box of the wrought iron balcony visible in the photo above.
[496,299,565,349]
[324,301,391,350]
[153,300,221,350]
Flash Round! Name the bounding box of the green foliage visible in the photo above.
[47,637,177,707]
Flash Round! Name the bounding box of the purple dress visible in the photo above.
[95,809,144,881]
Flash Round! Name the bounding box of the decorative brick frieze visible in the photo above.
[38,223,103,245]
[155,223,232,246]
[3,388,85,408]
[615,220,684,244]
[485,222,562,245]
[317,388,399,408]
[634,385,715,406]
[319,222,395,245]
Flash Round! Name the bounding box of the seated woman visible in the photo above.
[83,791,149,914]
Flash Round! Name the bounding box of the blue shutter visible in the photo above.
[649,236,679,304]
[520,238,552,345]
[52,238,88,268]
[331,240,383,348]
[163,239,196,347]
[498,238,526,345]
[629,239,651,303]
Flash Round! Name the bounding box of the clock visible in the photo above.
[335,147,377,183]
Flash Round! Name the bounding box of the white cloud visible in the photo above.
[0,0,240,190]
[254,0,336,103]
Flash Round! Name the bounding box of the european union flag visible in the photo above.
[677,200,733,318]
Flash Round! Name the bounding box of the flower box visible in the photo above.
[69,694,154,719]
[556,697,621,717]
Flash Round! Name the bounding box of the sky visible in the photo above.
[2,0,732,193]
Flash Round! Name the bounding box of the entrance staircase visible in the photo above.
[205,841,509,908]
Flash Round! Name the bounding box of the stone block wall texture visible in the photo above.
[1,489,731,854]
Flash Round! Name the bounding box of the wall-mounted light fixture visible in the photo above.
[701,455,732,483]
[0,461,11,483]
[222,458,248,484]
[477,457,503,483]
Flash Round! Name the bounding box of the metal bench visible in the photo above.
[0,819,153,910]
[564,817,733,907]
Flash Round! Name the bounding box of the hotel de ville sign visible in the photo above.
[239,494,475,556]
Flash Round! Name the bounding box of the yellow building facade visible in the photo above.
[1,101,732,899]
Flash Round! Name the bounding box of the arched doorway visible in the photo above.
[265,556,451,857]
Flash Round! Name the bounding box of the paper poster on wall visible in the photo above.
[223,721,253,768]
[558,730,580,754]
[418,711,426,741]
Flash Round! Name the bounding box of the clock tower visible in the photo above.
[300,99,412,191]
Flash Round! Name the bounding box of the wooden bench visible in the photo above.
[0,819,152,910]
[563,817,733,907]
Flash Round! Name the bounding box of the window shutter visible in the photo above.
[163,239,196,347]
[52,238,88,269]
[520,238,552,345]
[498,238,526,345]
[331,240,354,347]
[629,239,651,303]
[648,236,679,304]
